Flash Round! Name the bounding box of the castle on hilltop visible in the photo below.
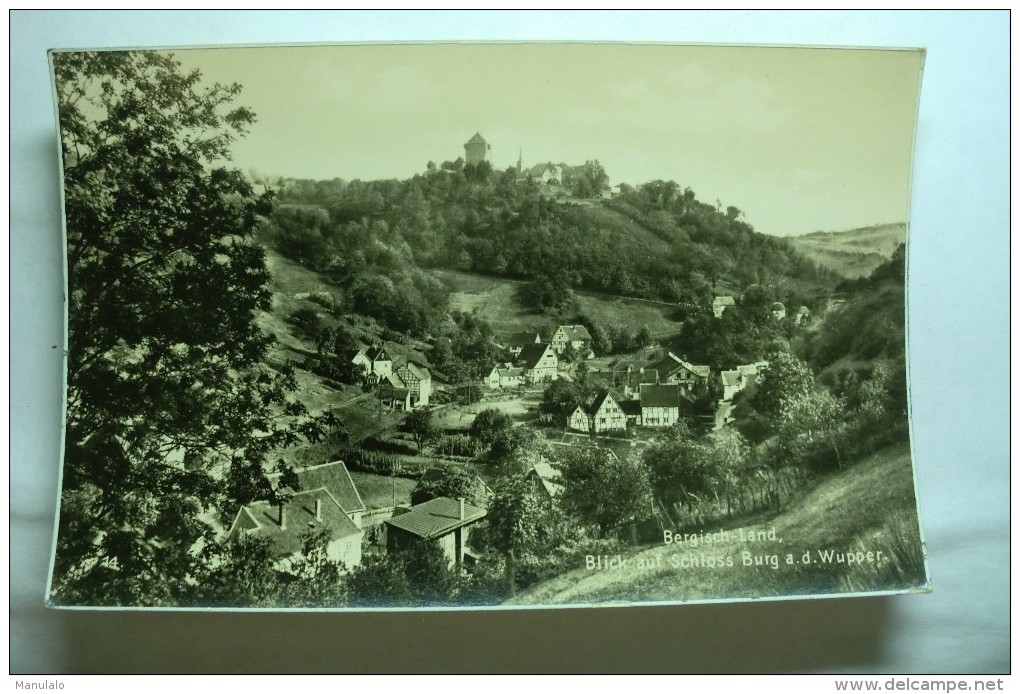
[464,132,490,166]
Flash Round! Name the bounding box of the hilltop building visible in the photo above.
[464,132,490,166]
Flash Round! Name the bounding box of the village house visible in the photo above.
[226,487,363,572]
[639,383,693,428]
[518,342,558,384]
[621,367,660,399]
[795,306,811,325]
[649,352,711,395]
[350,348,373,377]
[721,370,742,401]
[721,361,767,401]
[368,346,392,380]
[288,460,368,528]
[551,324,593,357]
[619,398,643,427]
[713,295,736,318]
[771,302,787,320]
[504,331,542,359]
[395,362,432,407]
[528,460,563,500]
[567,391,627,434]
[379,382,412,411]
[484,363,526,389]
[385,496,487,568]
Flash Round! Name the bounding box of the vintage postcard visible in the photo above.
[47,43,928,609]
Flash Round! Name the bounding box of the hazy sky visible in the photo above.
[173,43,923,237]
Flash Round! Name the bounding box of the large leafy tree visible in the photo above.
[51,51,327,606]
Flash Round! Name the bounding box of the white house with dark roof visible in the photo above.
[650,352,711,395]
[713,295,736,317]
[485,363,526,389]
[227,487,363,572]
[351,348,373,377]
[505,331,542,359]
[639,383,693,428]
[518,342,558,384]
[567,391,627,434]
[385,496,487,568]
[551,325,593,356]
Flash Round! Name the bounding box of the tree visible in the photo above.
[486,471,542,596]
[642,423,744,508]
[51,51,327,606]
[558,444,652,536]
[733,351,816,444]
[469,408,514,448]
[404,409,438,453]
[411,465,481,506]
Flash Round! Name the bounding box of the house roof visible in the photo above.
[713,295,736,307]
[639,383,690,409]
[494,365,525,379]
[371,346,390,361]
[291,460,366,514]
[619,399,643,416]
[530,461,563,497]
[507,331,541,348]
[399,362,431,380]
[721,370,741,387]
[518,342,553,369]
[587,390,620,416]
[381,386,411,401]
[737,363,763,378]
[653,353,711,379]
[227,488,361,558]
[797,306,810,315]
[556,325,592,342]
[385,497,486,539]
[465,132,487,146]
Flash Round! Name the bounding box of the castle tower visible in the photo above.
[464,132,490,166]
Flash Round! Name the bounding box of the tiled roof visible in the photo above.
[518,342,553,369]
[531,461,563,497]
[619,399,642,416]
[228,488,361,558]
[400,362,431,380]
[556,325,592,342]
[639,383,689,409]
[507,331,541,347]
[654,353,710,379]
[385,497,486,539]
[292,460,366,514]
[465,132,487,145]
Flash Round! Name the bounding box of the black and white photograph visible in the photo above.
[48,42,929,610]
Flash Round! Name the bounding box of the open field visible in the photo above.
[433,269,683,339]
[787,223,906,279]
[509,441,925,605]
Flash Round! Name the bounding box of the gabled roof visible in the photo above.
[465,132,487,146]
[555,324,592,342]
[530,461,563,497]
[493,365,525,379]
[588,390,620,416]
[371,346,391,362]
[291,460,366,514]
[639,383,690,409]
[385,372,407,388]
[713,295,736,307]
[381,386,411,401]
[652,353,711,379]
[721,370,741,387]
[619,399,642,417]
[228,488,361,558]
[518,342,554,369]
[399,362,431,380]
[737,362,765,378]
[385,497,486,539]
[507,331,542,348]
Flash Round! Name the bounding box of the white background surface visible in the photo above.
[9,10,1010,674]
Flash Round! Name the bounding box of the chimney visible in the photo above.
[314,498,322,522]
[278,503,286,529]
[458,497,465,521]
